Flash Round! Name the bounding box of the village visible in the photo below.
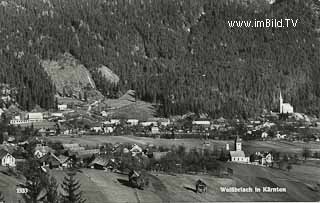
[1,84,320,202]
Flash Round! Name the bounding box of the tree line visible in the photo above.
[0,0,319,118]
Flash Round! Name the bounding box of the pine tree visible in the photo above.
[45,176,60,203]
[61,172,85,203]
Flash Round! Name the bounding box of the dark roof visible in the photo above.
[0,149,9,159]
[196,179,207,186]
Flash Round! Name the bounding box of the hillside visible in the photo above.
[0,0,319,117]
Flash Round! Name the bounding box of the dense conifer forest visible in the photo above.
[0,0,319,118]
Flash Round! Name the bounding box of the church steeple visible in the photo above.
[279,90,283,113]
[235,135,242,151]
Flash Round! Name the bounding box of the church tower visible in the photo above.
[235,136,242,151]
[279,90,283,114]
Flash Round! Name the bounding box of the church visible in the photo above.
[279,91,294,114]
[229,136,249,163]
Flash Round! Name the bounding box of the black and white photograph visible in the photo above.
[0,0,320,202]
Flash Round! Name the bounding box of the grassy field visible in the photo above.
[48,135,320,154]
[48,135,232,152]
[47,161,320,202]
[0,168,25,203]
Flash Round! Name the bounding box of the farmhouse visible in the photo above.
[28,112,44,121]
[0,149,15,167]
[196,179,207,193]
[34,144,55,158]
[57,104,67,111]
[127,119,139,126]
[151,126,160,134]
[39,152,61,168]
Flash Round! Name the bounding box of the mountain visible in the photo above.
[0,0,319,118]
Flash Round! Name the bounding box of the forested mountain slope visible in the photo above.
[0,0,319,118]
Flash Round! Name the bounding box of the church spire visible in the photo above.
[279,90,283,114]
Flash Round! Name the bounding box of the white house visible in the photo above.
[110,119,121,125]
[140,121,157,127]
[57,104,68,111]
[104,126,114,133]
[229,136,249,163]
[130,144,143,156]
[151,126,160,134]
[91,126,103,133]
[0,149,16,167]
[192,120,211,125]
[28,112,44,122]
[127,119,139,126]
[34,145,54,159]
[261,132,268,139]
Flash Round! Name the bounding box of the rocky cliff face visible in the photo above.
[41,53,103,100]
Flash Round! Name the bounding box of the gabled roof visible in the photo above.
[0,149,10,159]
[230,151,246,158]
[89,156,110,167]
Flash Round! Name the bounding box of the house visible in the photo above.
[39,152,61,168]
[195,179,207,193]
[101,111,108,117]
[279,91,294,114]
[34,144,54,159]
[110,119,121,125]
[89,156,109,169]
[276,133,286,139]
[57,104,67,111]
[261,132,268,139]
[58,155,73,168]
[28,112,44,122]
[229,136,249,163]
[128,170,145,189]
[140,121,157,127]
[104,126,114,133]
[91,126,103,133]
[192,120,211,126]
[51,112,63,118]
[151,126,160,134]
[130,144,143,156]
[127,119,139,126]
[0,149,15,167]
[254,152,273,166]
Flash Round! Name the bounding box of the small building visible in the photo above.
[0,149,16,167]
[34,145,54,159]
[140,121,157,127]
[195,179,207,193]
[57,104,67,111]
[127,119,139,126]
[39,153,61,169]
[128,170,145,190]
[91,126,103,133]
[130,144,143,156]
[151,126,160,134]
[28,112,44,122]
[58,155,73,168]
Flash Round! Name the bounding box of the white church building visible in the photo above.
[279,91,294,114]
[229,136,249,163]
